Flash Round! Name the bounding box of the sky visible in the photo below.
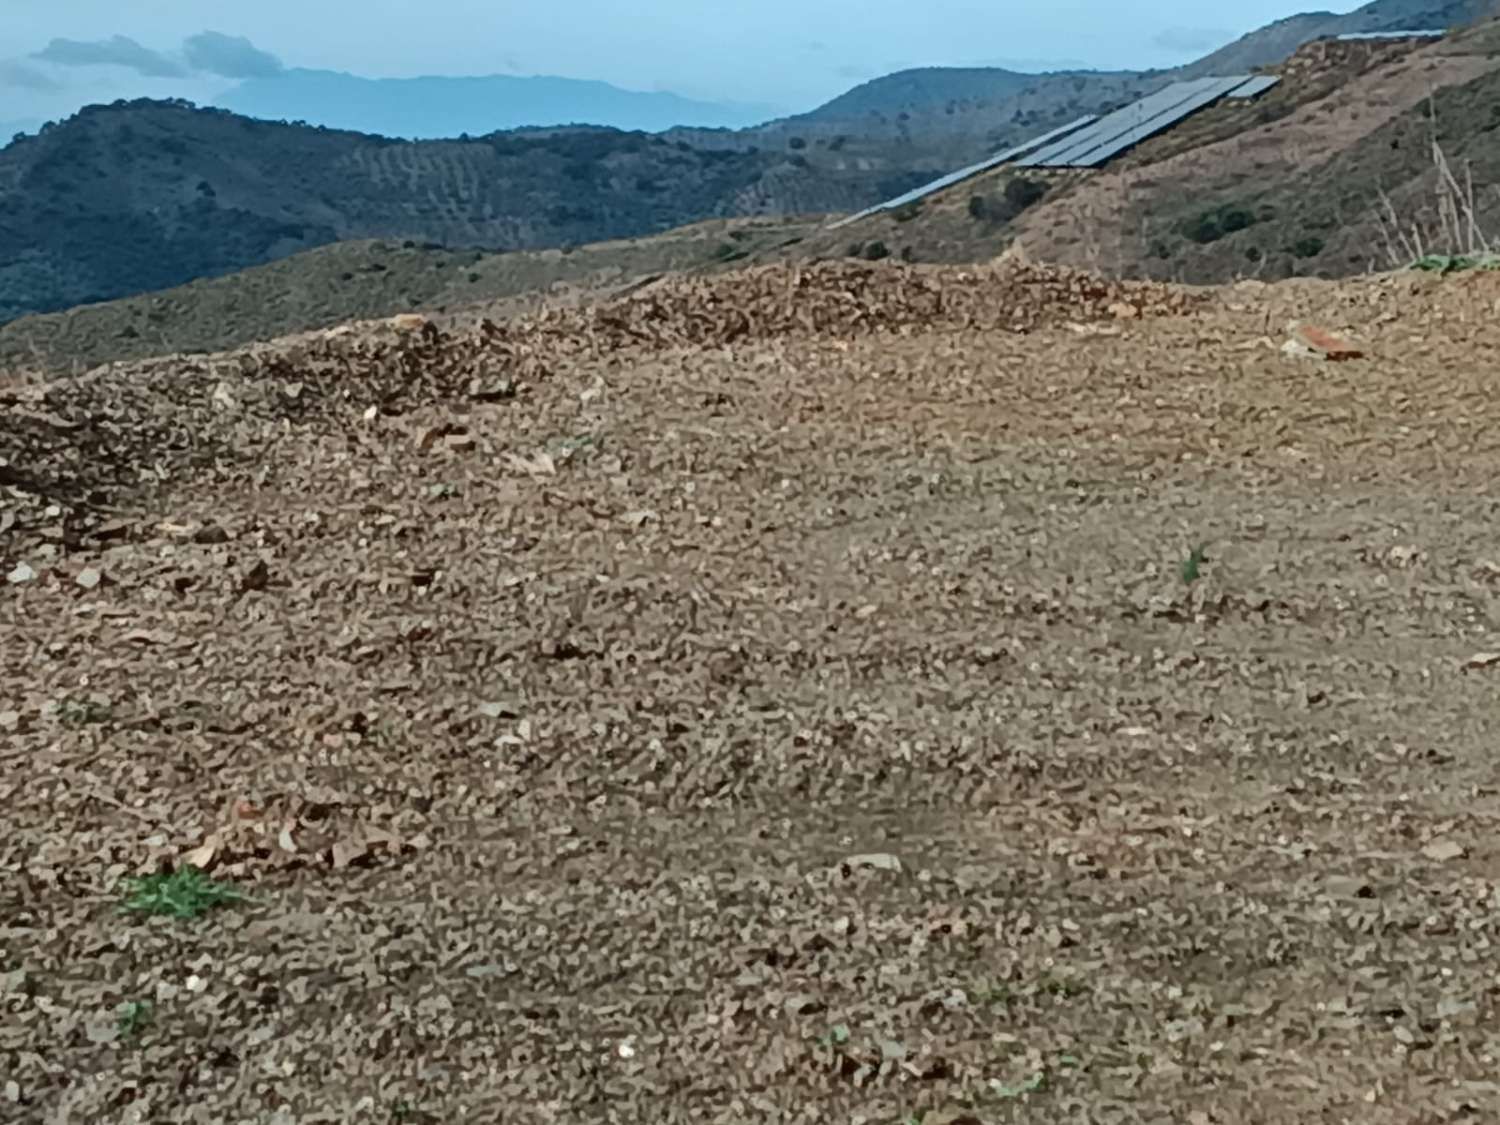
[2,0,1365,131]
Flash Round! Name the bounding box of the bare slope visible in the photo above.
[5,259,1500,1122]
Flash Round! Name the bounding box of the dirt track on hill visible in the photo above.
[4,260,1500,1123]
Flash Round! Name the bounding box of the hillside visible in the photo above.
[214,69,779,138]
[0,100,862,326]
[5,253,1500,1122]
[666,68,1165,159]
[1011,22,1500,281]
[1182,0,1499,74]
[778,25,1500,282]
[0,218,818,375]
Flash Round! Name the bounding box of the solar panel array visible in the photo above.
[827,71,1285,228]
[826,115,1097,230]
[1226,75,1280,99]
[1016,75,1253,169]
[1334,29,1444,41]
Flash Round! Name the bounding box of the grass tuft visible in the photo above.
[1180,543,1208,585]
[116,999,154,1041]
[118,868,246,920]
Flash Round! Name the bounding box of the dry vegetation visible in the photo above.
[5,254,1500,1122]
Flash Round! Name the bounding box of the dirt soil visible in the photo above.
[4,259,1500,1123]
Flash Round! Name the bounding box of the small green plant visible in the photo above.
[990,1071,1046,1098]
[1180,543,1208,585]
[1411,253,1500,273]
[976,981,1014,1007]
[891,201,923,223]
[118,868,245,920]
[816,1023,852,1049]
[1038,973,1089,999]
[59,696,112,727]
[116,999,154,1041]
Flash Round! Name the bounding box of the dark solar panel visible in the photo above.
[1018,76,1251,169]
[1014,79,1226,167]
[1227,75,1279,99]
[826,115,1097,229]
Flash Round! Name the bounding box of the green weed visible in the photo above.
[1180,543,1208,585]
[59,696,112,727]
[1411,252,1500,273]
[118,868,246,920]
[816,1022,852,1049]
[116,999,154,1041]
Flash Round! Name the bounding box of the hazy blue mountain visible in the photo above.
[212,68,782,137]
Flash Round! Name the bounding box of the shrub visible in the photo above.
[1003,177,1047,212]
[1182,203,1260,244]
[863,241,891,261]
[1290,235,1325,258]
[788,136,807,150]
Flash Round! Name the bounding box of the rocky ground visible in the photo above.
[3,260,1500,1123]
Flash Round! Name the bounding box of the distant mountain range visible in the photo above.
[212,69,783,138]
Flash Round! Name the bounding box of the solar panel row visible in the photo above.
[1016,76,1251,168]
[825,114,1097,230]
[827,71,1284,229]
[1226,75,1280,99]
[1065,75,1251,168]
[1334,29,1444,41]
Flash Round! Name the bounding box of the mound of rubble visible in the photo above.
[0,259,1194,562]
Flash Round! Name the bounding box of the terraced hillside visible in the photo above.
[0,101,864,326]
[4,257,1500,1122]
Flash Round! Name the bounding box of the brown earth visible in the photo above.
[5,259,1500,1122]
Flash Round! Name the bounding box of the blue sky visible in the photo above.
[3,0,1361,128]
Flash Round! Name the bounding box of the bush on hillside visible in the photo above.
[1182,203,1258,244]
[1004,177,1047,212]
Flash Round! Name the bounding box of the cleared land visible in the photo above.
[4,260,1500,1122]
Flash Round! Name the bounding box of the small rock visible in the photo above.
[842,852,903,874]
[476,701,519,720]
[783,994,825,1016]
[75,567,103,590]
[1289,324,1364,360]
[1107,301,1139,319]
[6,562,35,585]
[466,378,516,402]
[1422,839,1466,862]
[1465,652,1500,670]
[388,313,428,331]
[0,711,20,732]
